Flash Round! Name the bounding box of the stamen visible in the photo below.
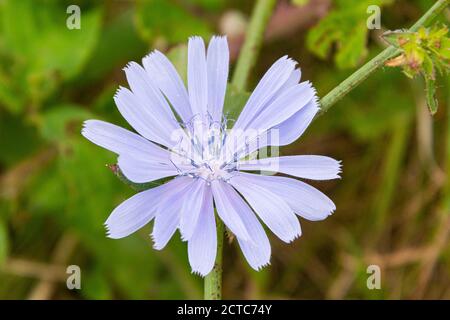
[169,114,238,182]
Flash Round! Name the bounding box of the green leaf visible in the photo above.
[0,0,102,112]
[335,21,368,69]
[0,0,103,80]
[307,0,393,69]
[135,0,211,45]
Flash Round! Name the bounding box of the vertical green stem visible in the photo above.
[231,0,277,91]
[319,0,449,114]
[204,0,277,300]
[204,217,224,300]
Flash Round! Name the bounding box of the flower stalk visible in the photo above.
[204,216,224,300]
[232,0,277,91]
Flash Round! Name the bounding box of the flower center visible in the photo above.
[169,114,237,182]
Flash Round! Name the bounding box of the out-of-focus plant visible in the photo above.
[384,25,450,114]
[306,0,393,69]
[134,0,220,47]
[0,0,101,113]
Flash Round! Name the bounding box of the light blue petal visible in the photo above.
[81,119,170,161]
[247,81,315,131]
[254,68,301,118]
[152,177,194,250]
[105,182,173,239]
[179,178,207,240]
[273,97,319,146]
[188,36,208,116]
[207,36,229,122]
[232,198,271,271]
[114,86,177,148]
[234,98,319,160]
[238,155,342,180]
[229,175,301,243]
[233,56,296,131]
[188,186,216,276]
[211,180,251,241]
[142,50,193,122]
[237,173,335,221]
[124,61,179,127]
[118,155,179,184]
[229,82,316,159]
[285,68,301,87]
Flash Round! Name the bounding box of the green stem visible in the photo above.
[204,217,224,300]
[319,0,449,114]
[231,0,277,91]
[204,0,276,300]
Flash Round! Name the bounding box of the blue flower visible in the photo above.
[82,36,341,276]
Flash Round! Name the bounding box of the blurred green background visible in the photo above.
[0,0,449,299]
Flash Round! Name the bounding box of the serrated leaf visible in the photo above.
[335,22,368,69]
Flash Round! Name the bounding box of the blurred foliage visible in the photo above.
[306,0,393,69]
[0,0,101,113]
[292,0,309,6]
[0,220,7,264]
[135,0,216,46]
[0,0,449,300]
